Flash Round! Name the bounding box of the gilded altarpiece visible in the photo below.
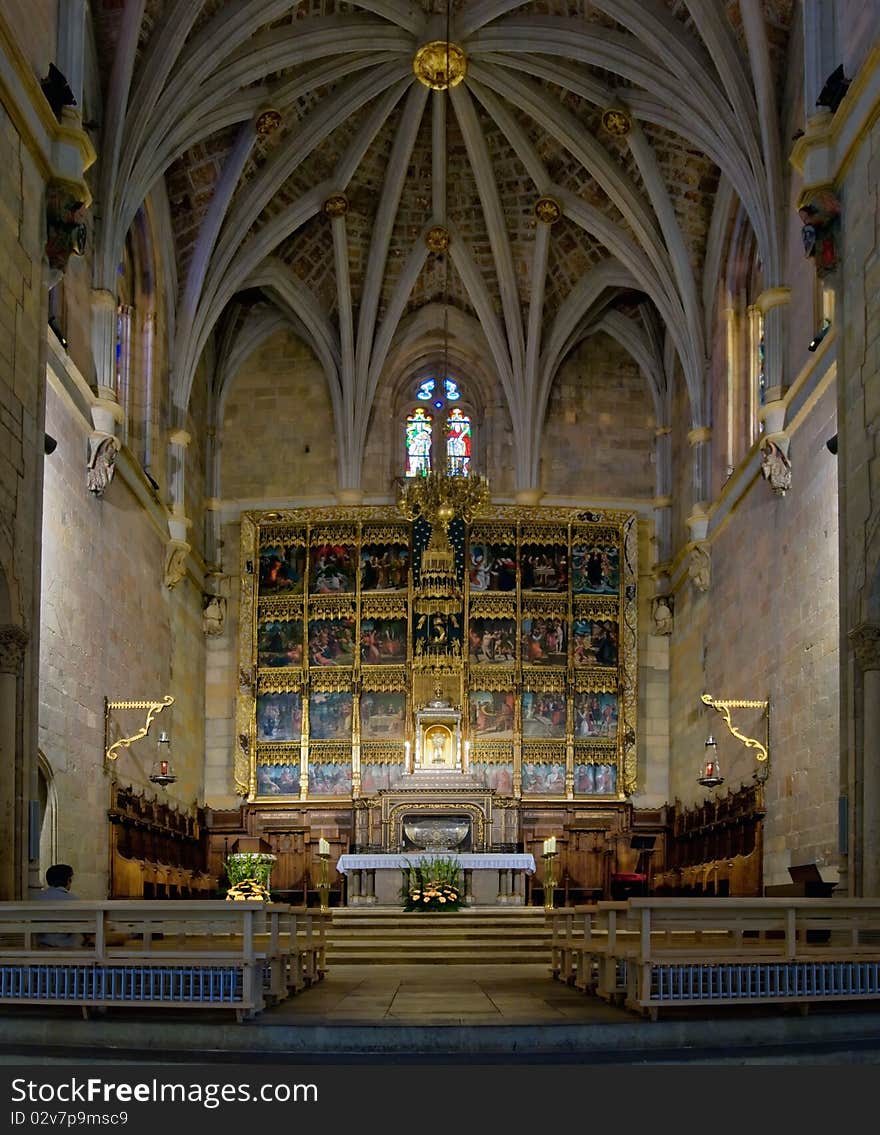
[236,506,637,803]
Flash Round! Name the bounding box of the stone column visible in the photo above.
[687,426,712,520]
[0,625,28,900]
[802,0,839,118]
[849,623,880,895]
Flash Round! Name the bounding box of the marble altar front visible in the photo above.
[335,851,536,906]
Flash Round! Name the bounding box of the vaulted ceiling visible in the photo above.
[89,0,795,492]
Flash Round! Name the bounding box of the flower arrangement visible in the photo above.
[224,852,276,902]
[402,856,464,912]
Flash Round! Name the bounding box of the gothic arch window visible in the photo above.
[403,375,475,477]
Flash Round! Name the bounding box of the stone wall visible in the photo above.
[39,380,206,898]
[669,382,839,887]
[542,332,655,501]
[0,100,48,897]
[220,329,336,503]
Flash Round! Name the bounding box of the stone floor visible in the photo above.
[4,964,880,1063]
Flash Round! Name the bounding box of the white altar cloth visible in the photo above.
[336,853,536,874]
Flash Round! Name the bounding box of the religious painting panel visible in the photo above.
[360,617,407,664]
[256,691,302,742]
[360,543,410,592]
[309,543,357,593]
[521,761,566,795]
[360,691,407,738]
[258,618,304,668]
[469,690,516,738]
[256,763,300,797]
[467,616,517,664]
[572,618,619,668]
[572,542,620,595]
[574,691,619,739]
[521,616,567,666]
[259,543,306,594]
[471,760,514,794]
[308,761,352,797]
[307,617,356,667]
[308,691,354,739]
[521,690,566,738]
[360,761,406,794]
[468,543,517,592]
[520,544,568,591]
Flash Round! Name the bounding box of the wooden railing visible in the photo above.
[548,897,880,1019]
[0,900,328,1021]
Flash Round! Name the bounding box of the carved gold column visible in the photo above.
[849,623,880,895]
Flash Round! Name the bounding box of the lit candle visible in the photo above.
[547,836,556,855]
[318,837,330,856]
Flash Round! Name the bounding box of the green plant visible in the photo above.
[224,852,276,901]
[402,856,464,912]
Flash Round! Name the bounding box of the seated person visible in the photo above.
[35,863,90,948]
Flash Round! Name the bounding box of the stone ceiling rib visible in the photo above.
[85,0,797,497]
[450,82,525,388]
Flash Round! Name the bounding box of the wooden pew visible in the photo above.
[566,897,880,1020]
[0,900,318,1021]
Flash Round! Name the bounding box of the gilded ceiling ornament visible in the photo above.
[425,225,450,253]
[413,40,467,90]
[601,107,632,137]
[322,193,349,218]
[534,197,562,225]
[255,108,282,137]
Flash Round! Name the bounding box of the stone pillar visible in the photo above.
[849,623,880,895]
[166,430,192,589]
[56,0,87,111]
[756,287,791,407]
[687,426,712,517]
[0,625,28,900]
[802,0,839,118]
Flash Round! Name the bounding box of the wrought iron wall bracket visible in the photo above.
[701,694,769,767]
[104,696,175,763]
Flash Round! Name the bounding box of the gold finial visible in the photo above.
[413,40,467,90]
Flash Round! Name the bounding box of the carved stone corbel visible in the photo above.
[849,623,880,671]
[760,438,792,496]
[0,624,29,676]
[688,543,711,593]
[164,539,190,589]
[45,180,88,278]
[86,432,119,497]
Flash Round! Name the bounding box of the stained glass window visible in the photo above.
[444,378,460,400]
[445,406,471,476]
[416,379,435,401]
[405,408,433,477]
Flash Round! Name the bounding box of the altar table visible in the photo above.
[335,852,537,907]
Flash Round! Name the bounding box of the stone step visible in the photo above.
[325,906,553,964]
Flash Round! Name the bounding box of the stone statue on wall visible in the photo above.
[688,543,711,593]
[86,433,119,496]
[45,180,87,284]
[164,539,189,589]
[798,189,841,277]
[760,439,792,496]
[652,595,674,635]
[202,594,226,636]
